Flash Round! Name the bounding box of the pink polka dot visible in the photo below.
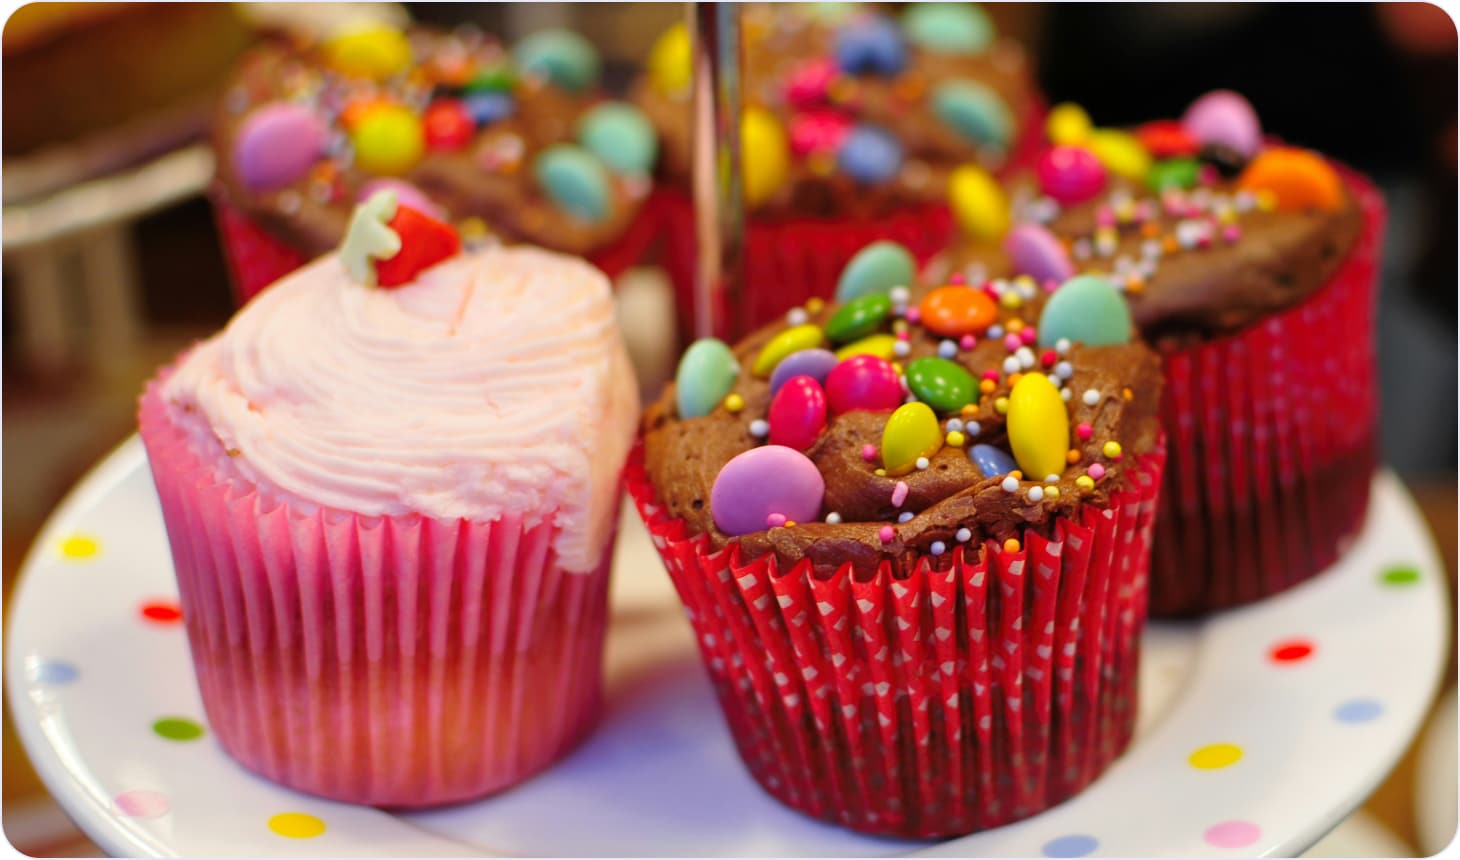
[1204,820,1260,849]
[114,790,170,819]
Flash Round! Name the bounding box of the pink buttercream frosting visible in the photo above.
[161,246,638,572]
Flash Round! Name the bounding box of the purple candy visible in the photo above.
[1182,90,1262,158]
[769,348,839,396]
[1004,223,1075,285]
[711,446,826,536]
[358,179,446,220]
[232,103,327,192]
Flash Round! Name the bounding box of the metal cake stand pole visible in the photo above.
[690,2,745,340]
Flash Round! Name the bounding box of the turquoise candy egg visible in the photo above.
[933,79,1013,151]
[835,240,916,302]
[676,338,740,418]
[533,145,611,222]
[578,102,658,176]
[1037,275,1135,349]
[902,3,993,55]
[826,293,892,343]
[905,356,976,412]
[513,29,601,93]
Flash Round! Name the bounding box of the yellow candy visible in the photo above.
[834,333,896,362]
[325,25,412,80]
[741,106,789,210]
[1008,373,1070,480]
[948,164,1008,241]
[1046,103,1092,146]
[648,22,691,95]
[1088,129,1152,182]
[351,104,424,175]
[881,402,942,477]
[752,323,824,377]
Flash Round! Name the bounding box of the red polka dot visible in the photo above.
[140,601,182,624]
[1268,638,1314,663]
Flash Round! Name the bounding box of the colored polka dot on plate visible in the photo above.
[114,790,170,819]
[140,600,183,624]
[1268,638,1314,663]
[1204,820,1261,849]
[1042,834,1098,857]
[1334,698,1384,724]
[1380,565,1420,587]
[1189,742,1243,770]
[59,534,99,560]
[27,658,79,686]
[152,717,205,741]
[269,812,326,839]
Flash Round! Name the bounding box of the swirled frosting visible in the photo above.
[163,246,638,571]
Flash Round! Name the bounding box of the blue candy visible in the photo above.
[970,443,1018,478]
[464,91,515,127]
[533,145,611,222]
[834,16,906,76]
[838,125,903,184]
[933,79,1013,151]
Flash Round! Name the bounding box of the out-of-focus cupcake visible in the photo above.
[214,21,662,303]
[139,191,639,806]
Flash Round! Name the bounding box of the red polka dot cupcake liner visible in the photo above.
[138,368,615,807]
[625,442,1165,839]
[1149,167,1385,616]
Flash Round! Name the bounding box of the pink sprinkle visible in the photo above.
[1076,422,1094,441]
[896,329,911,341]
[1095,206,1115,227]
[982,370,1000,382]
[891,480,909,507]
[982,285,1001,301]
[1088,463,1106,480]
[1019,327,1037,345]
[905,308,921,323]
[949,271,966,285]
[960,334,977,350]
[878,525,895,543]
[766,513,787,528]
[1199,164,1221,186]
[1223,225,1242,243]
[1043,279,1060,293]
[1041,349,1057,367]
[862,444,878,462]
[1003,333,1022,350]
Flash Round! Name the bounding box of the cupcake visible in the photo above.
[214,22,661,304]
[634,2,1043,338]
[928,92,1385,615]
[139,191,639,806]
[630,255,1165,836]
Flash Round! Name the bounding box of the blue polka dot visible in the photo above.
[1334,698,1383,723]
[1043,834,1098,857]
[28,659,79,686]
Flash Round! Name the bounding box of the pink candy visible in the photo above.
[768,375,828,450]
[825,355,904,415]
[1088,463,1107,480]
[1036,145,1108,205]
[785,58,838,109]
[789,109,853,157]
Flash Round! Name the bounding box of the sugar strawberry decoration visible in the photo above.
[340,189,461,287]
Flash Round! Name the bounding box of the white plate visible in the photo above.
[6,437,1449,858]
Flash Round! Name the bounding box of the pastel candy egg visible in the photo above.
[1037,275,1133,348]
[424,99,474,150]
[534,145,611,223]
[881,402,943,476]
[711,447,826,536]
[949,164,1009,241]
[835,240,916,302]
[233,103,327,191]
[905,356,976,412]
[464,92,515,126]
[741,106,790,209]
[1182,90,1262,159]
[351,104,425,175]
[826,293,892,343]
[790,109,853,157]
[675,338,740,418]
[1147,158,1200,192]
[358,179,443,219]
[835,16,907,76]
[768,376,829,450]
[753,323,825,377]
[834,333,897,362]
[1087,129,1151,182]
[513,29,601,93]
[933,79,1013,151]
[919,286,997,337]
[647,22,691,95]
[1236,148,1343,212]
[323,25,412,80]
[578,102,658,175]
[902,2,993,55]
[1036,145,1107,204]
[970,443,1018,478]
[1046,102,1093,146]
[824,354,903,414]
[838,125,903,185]
[770,348,840,396]
[1004,223,1074,285]
[1007,373,1069,481]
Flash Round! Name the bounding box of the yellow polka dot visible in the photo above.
[60,534,99,560]
[1189,743,1243,770]
[268,812,326,839]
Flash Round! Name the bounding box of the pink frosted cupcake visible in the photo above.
[139,191,639,806]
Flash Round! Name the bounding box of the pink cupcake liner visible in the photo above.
[139,370,614,807]
[626,441,1165,839]
[1149,167,1385,616]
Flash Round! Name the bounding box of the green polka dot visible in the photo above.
[1380,565,1421,587]
[152,717,205,741]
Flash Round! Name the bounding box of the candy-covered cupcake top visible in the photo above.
[216,23,659,259]
[635,3,1035,218]
[642,239,1162,574]
[164,192,639,572]
[932,91,1366,344]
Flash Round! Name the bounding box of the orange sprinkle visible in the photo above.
[1003,538,1021,554]
[1067,449,1082,464]
[979,379,997,395]
[1007,372,1023,387]
[1163,236,1181,254]
[1122,387,1134,401]
[961,404,980,418]
[1010,470,1023,480]
[1006,318,1024,333]
[1141,222,1161,238]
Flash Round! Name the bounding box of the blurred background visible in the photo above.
[2,3,1454,856]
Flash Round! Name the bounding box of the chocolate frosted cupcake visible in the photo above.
[629,253,1165,837]
[930,91,1386,615]
[214,22,661,303]
[634,2,1043,337]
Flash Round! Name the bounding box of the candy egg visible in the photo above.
[833,333,897,362]
[835,15,907,76]
[933,79,1013,151]
[711,447,825,536]
[533,144,611,222]
[647,22,691,95]
[919,285,997,337]
[676,338,740,418]
[838,124,903,185]
[1182,90,1262,159]
[1087,129,1151,182]
[464,92,515,126]
[741,106,790,209]
[970,443,1018,478]
[513,29,601,93]
[825,293,892,344]
[323,25,412,80]
[1136,119,1199,158]
[753,323,825,377]
[902,2,993,55]
[233,103,327,192]
[1007,373,1069,481]
[1004,223,1075,285]
[578,102,658,176]
[1037,275,1133,348]
[768,376,829,449]
[1036,145,1107,205]
[785,58,838,109]
[835,240,915,302]
[1147,158,1200,192]
[881,402,942,476]
[467,64,516,93]
[824,354,903,414]
[770,348,840,396]
[905,357,976,412]
[351,104,425,175]
[948,164,1009,241]
[1236,148,1343,212]
[1046,102,1092,146]
[790,109,853,157]
[424,99,474,150]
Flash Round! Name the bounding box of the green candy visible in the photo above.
[534,145,610,222]
[825,293,892,344]
[903,3,994,55]
[905,356,976,412]
[835,240,916,302]
[933,79,1013,151]
[676,338,740,418]
[467,65,516,93]
[1037,275,1134,348]
[513,29,600,93]
[578,102,658,176]
[1148,158,1200,192]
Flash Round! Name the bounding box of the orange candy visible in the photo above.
[340,97,390,129]
[1237,148,1343,212]
[918,286,998,337]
